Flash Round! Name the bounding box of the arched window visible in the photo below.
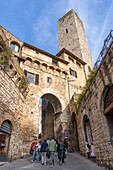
[104,85,113,144]
[104,85,113,111]
[10,42,20,52]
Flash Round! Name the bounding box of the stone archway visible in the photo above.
[68,112,79,151]
[40,93,62,139]
[83,115,93,146]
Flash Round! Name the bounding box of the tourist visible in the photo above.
[90,143,96,157]
[64,138,68,155]
[36,140,42,163]
[40,139,48,165]
[86,142,90,159]
[57,139,66,165]
[46,137,50,144]
[48,137,57,167]
[30,138,38,163]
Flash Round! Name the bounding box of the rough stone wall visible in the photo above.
[77,43,113,167]
[0,66,24,160]
[58,9,93,77]
[73,12,93,75]
[58,10,82,59]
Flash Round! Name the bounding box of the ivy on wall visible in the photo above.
[75,67,98,107]
[19,75,29,90]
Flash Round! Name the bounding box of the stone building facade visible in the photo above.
[0,9,92,161]
[77,41,113,168]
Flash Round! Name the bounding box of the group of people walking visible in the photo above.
[30,137,68,167]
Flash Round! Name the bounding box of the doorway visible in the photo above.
[0,120,12,162]
[42,99,54,139]
[83,115,93,146]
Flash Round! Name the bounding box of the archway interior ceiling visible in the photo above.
[41,93,62,113]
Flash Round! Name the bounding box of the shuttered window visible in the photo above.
[35,74,39,85]
[69,68,77,78]
[75,71,77,78]
[0,121,12,135]
[24,69,27,76]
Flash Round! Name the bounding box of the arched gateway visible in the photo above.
[39,93,62,139]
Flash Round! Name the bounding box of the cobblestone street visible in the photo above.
[0,152,105,170]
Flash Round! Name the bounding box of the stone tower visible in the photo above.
[57,9,94,77]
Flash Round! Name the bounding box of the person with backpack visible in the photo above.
[48,137,57,167]
[30,138,38,163]
[40,139,48,165]
[57,139,66,165]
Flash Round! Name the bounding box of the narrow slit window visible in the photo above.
[66,29,68,33]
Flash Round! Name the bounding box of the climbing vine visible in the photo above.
[75,67,98,107]
[19,75,29,90]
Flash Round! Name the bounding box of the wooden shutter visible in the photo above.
[24,69,27,76]
[69,68,72,75]
[75,71,77,78]
[35,74,39,85]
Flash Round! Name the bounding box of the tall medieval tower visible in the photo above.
[57,9,94,77]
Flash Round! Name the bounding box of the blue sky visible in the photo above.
[0,0,113,64]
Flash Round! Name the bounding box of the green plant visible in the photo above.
[0,51,8,65]
[19,75,29,90]
[75,67,98,107]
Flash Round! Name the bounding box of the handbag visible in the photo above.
[46,151,50,158]
[30,149,33,155]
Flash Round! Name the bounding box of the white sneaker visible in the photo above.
[50,165,53,168]
[31,160,33,163]
[44,163,46,165]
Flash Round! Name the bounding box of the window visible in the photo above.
[27,72,34,84]
[69,57,74,63]
[76,62,81,68]
[66,29,68,33]
[69,68,77,78]
[47,77,52,83]
[10,43,19,52]
[24,69,39,85]
[52,59,58,66]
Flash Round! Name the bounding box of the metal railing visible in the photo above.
[94,30,113,68]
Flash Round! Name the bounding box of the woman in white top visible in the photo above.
[36,140,42,162]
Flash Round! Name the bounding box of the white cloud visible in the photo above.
[32,0,67,54]
[32,0,113,64]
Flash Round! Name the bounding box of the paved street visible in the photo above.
[0,152,105,170]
